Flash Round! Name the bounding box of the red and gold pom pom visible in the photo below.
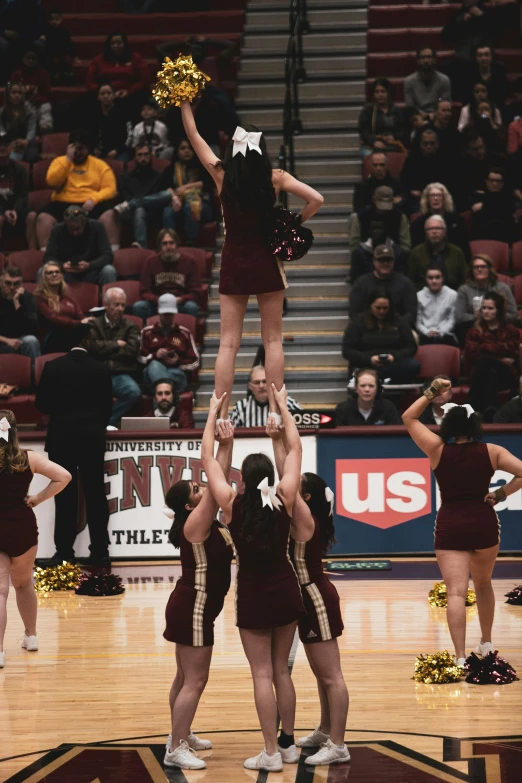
[34,562,82,592]
[505,584,522,605]
[153,54,210,109]
[465,651,518,685]
[268,207,314,262]
[413,650,464,684]
[75,572,125,597]
[428,581,476,608]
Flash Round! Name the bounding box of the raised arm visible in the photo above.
[266,417,286,479]
[26,451,71,507]
[180,100,221,179]
[272,384,302,514]
[201,392,236,521]
[401,378,447,466]
[276,170,324,223]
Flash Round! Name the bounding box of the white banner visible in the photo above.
[28,435,317,558]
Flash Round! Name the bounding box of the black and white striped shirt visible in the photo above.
[230,395,303,428]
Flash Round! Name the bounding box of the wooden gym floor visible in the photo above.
[1,563,521,782]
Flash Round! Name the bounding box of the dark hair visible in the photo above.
[426,262,445,281]
[69,128,93,149]
[165,480,192,547]
[474,44,492,58]
[134,142,152,155]
[97,82,114,95]
[488,165,504,180]
[464,130,484,147]
[219,125,276,214]
[239,453,278,552]
[153,377,180,405]
[103,31,132,62]
[3,265,22,278]
[420,128,438,142]
[421,373,450,392]
[302,472,337,555]
[477,290,506,329]
[370,78,393,102]
[439,406,483,443]
[363,289,397,331]
[156,227,180,250]
[417,46,435,59]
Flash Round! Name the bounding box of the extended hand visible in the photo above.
[216,419,234,443]
[209,389,227,416]
[272,383,288,409]
[266,417,284,440]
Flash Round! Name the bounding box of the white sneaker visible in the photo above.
[113,200,130,215]
[278,744,299,763]
[167,732,212,751]
[244,749,283,771]
[106,425,118,431]
[475,641,495,657]
[305,739,351,766]
[454,657,467,668]
[22,634,38,651]
[0,651,4,668]
[296,727,331,747]
[164,739,206,769]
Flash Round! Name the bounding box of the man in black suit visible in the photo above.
[35,324,113,567]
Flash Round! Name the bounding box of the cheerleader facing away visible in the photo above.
[202,386,313,772]
[402,378,522,665]
[0,411,71,668]
[180,99,324,422]
[162,420,235,771]
[266,418,350,766]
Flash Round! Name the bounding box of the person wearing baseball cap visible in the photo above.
[0,130,30,247]
[140,293,199,393]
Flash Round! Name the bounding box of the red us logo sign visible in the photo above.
[335,458,432,529]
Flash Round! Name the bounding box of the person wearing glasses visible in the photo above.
[35,261,91,353]
[230,365,302,428]
[408,215,468,292]
[470,167,517,242]
[0,266,40,361]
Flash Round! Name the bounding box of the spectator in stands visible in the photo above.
[468,45,508,109]
[0,0,46,82]
[357,78,406,157]
[350,245,417,326]
[129,98,168,158]
[459,132,504,206]
[471,167,517,242]
[230,365,302,428]
[349,185,410,253]
[342,291,420,383]
[493,376,522,423]
[35,261,87,352]
[352,151,402,213]
[419,375,453,425]
[91,84,129,161]
[149,378,194,429]
[140,293,199,393]
[334,368,401,426]
[36,129,118,251]
[404,48,451,116]
[419,100,464,164]
[465,291,520,417]
[507,115,522,154]
[112,143,163,248]
[416,265,458,345]
[132,228,201,320]
[503,77,522,126]
[410,183,470,259]
[0,265,40,360]
[408,215,468,291]
[40,7,76,86]
[0,81,38,163]
[458,84,504,154]
[85,287,141,428]
[43,205,116,286]
[9,47,52,133]
[456,254,518,345]
[350,222,408,284]
[400,129,454,214]
[85,32,150,120]
[0,131,31,247]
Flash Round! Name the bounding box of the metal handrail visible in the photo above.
[281,0,309,185]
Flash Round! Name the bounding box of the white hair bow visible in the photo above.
[257,476,282,511]
[441,403,475,419]
[0,417,10,442]
[232,126,262,157]
[162,507,175,520]
[325,486,334,515]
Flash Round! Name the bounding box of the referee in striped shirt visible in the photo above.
[230,365,303,427]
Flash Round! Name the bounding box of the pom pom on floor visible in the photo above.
[153,55,210,108]
[413,651,464,684]
[428,581,476,608]
[34,562,82,592]
[505,585,522,605]
[75,572,125,597]
[464,651,519,685]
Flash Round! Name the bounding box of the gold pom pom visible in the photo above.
[428,581,476,608]
[34,562,82,593]
[413,651,464,684]
[152,54,211,109]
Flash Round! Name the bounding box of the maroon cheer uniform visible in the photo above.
[164,521,233,647]
[218,196,288,296]
[228,494,304,629]
[0,454,38,558]
[434,441,500,550]
[291,515,343,644]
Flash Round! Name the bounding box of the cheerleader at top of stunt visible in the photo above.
[201,386,312,772]
[402,378,522,666]
[162,420,235,771]
[180,100,324,422]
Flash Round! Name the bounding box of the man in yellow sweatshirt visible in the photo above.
[35,129,119,251]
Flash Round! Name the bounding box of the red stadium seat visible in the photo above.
[124,314,143,329]
[102,280,140,306]
[32,160,52,191]
[469,241,510,274]
[363,152,406,179]
[6,250,44,282]
[0,354,31,388]
[23,282,38,293]
[34,354,67,385]
[127,158,170,174]
[103,158,124,180]
[113,247,153,278]
[28,189,54,212]
[368,28,410,53]
[415,345,461,380]
[513,275,522,305]
[511,241,522,275]
[179,246,214,279]
[41,133,70,158]
[66,282,100,313]
[496,274,513,288]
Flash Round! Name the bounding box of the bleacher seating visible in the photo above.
[6,251,44,282]
[102,280,140,308]
[415,345,461,380]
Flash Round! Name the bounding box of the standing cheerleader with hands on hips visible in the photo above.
[202,385,313,772]
[180,99,324,421]
[402,378,522,666]
[266,417,350,766]
[162,420,235,771]
[0,411,71,668]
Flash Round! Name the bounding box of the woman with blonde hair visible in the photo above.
[410,182,469,255]
[35,261,87,352]
[0,410,71,668]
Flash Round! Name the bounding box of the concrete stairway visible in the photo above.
[195,0,366,423]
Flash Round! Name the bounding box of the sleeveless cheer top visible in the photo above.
[290,514,325,586]
[178,520,233,597]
